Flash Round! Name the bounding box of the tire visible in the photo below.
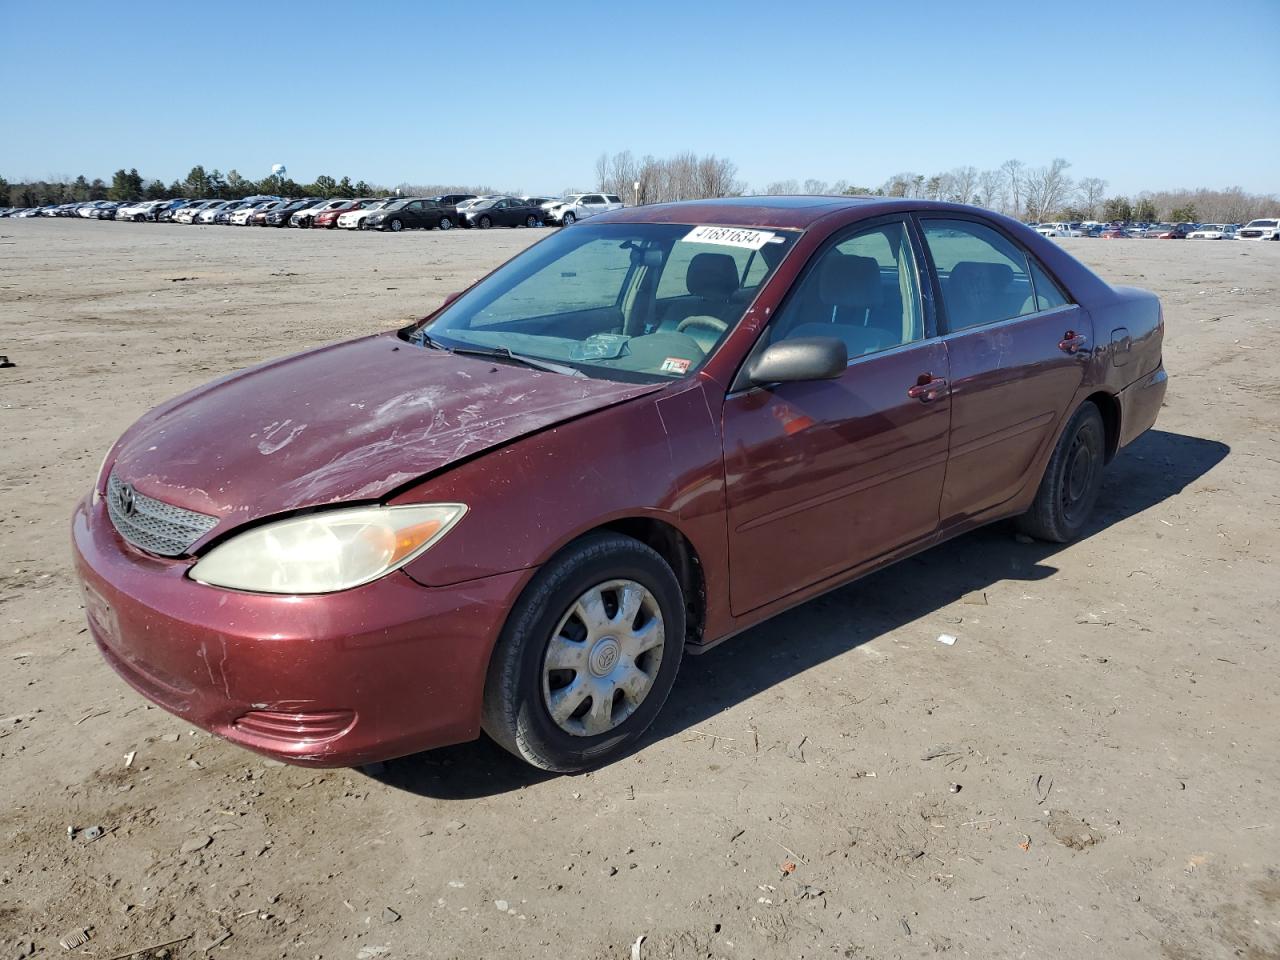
[525,215,537,228]
[482,532,685,772]
[389,218,403,232]
[439,216,453,231]
[561,212,576,226]
[357,219,368,230]
[478,215,492,229]
[1017,403,1106,543]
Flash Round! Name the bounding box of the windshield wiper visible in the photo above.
[409,328,447,350]
[449,345,585,377]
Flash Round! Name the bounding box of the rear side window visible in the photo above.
[606,195,622,204]
[1028,259,1070,311]
[921,219,1035,332]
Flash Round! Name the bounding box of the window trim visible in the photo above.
[728,214,934,394]
[913,211,1078,336]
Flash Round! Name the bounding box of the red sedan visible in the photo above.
[73,197,1168,772]
[312,198,378,228]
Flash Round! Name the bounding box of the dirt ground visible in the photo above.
[1,219,1278,960]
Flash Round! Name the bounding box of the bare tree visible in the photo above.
[948,166,979,204]
[1000,159,1025,218]
[1076,177,1108,219]
[764,179,800,195]
[1023,158,1073,221]
[977,169,1003,210]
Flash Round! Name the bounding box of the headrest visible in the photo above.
[818,253,882,310]
[948,261,1014,294]
[686,253,739,300]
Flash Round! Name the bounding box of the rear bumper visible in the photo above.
[72,495,527,767]
[1118,363,1168,448]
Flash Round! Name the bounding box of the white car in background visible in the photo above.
[1236,218,1280,241]
[115,200,160,222]
[75,201,114,218]
[542,193,624,225]
[1035,222,1084,238]
[195,201,233,224]
[336,199,396,230]
[1187,224,1238,240]
[229,201,274,225]
[173,201,215,224]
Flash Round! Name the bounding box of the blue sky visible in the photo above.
[3,0,1277,196]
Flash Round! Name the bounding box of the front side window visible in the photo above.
[414,223,799,382]
[767,220,923,359]
[922,219,1036,332]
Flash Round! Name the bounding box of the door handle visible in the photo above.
[907,375,949,402]
[1058,330,1089,355]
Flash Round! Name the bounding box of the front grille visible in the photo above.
[106,471,219,557]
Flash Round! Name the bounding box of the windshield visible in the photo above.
[1247,220,1277,228]
[411,222,799,383]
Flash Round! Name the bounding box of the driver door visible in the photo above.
[722,217,950,615]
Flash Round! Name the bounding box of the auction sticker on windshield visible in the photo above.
[681,225,777,250]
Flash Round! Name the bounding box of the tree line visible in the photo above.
[4,157,1276,224]
[1,166,404,208]
[595,151,1275,224]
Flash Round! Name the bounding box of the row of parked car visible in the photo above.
[1033,219,1280,240]
[0,192,628,231]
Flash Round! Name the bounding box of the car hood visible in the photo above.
[108,333,663,533]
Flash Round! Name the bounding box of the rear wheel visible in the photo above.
[482,533,685,772]
[1018,403,1106,543]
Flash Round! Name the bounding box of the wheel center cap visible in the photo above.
[589,637,621,677]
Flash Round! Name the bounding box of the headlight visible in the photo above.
[190,503,466,594]
[92,444,116,503]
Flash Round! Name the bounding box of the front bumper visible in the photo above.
[72,495,528,766]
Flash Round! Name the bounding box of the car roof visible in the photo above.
[603,195,973,230]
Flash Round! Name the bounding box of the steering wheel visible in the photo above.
[676,315,728,337]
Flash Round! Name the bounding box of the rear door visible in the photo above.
[722,217,951,613]
[917,215,1092,527]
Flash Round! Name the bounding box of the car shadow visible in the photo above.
[367,428,1228,799]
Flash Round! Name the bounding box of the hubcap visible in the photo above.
[542,579,665,737]
[1061,431,1096,521]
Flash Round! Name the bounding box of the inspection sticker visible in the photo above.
[681,225,776,250]
[661,357,692,374]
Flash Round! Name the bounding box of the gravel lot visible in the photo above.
[1,220,1278,960]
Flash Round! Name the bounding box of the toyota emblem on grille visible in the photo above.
[116,482,137,517]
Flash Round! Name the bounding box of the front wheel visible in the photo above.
[525,215,538,228]
[561,212,575,226]
[482,533,685,772]
[389,218,403,232]
[1018,403,1106,543]
[478,215,492,229]
[438,216,453,231]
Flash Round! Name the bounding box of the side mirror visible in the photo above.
[748,337,848,385]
